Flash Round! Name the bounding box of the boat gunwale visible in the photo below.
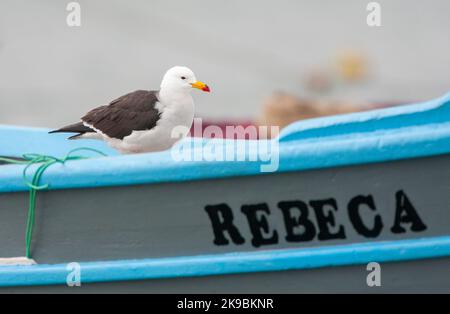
[1,122,450,193]
[1,235,450,287]
[0,92,449,193]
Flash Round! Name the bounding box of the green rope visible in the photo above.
[0,148,107,258]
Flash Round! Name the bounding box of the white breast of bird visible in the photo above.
[116,98,195,154]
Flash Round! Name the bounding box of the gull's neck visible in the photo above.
[158,86,193,107]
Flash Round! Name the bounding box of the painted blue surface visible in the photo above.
[1,235,450,287]
[0,92,449,193]
[279,91,450,142]
[0,125,118,158]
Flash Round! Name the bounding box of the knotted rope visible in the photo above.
[0,148,107,258]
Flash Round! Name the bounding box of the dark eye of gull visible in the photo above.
[181,76,186,80]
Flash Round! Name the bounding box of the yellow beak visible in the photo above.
[191,81,210,92]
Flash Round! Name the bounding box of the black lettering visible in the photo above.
[391,190,427,233]
[278,200,316,242]
[348,195,383,238]
[309,198,346,240]
[205,204,245,245]
[241,203,278,247]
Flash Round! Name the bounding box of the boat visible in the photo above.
[0,92,450,293]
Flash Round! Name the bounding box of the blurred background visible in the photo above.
[0,0,449,130]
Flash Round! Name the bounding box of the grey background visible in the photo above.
[0,0,449,127]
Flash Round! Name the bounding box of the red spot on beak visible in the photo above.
[202,85,211,92]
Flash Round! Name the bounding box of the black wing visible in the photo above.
[81,90,161,140]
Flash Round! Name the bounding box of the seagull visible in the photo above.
[50,66,210,154]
